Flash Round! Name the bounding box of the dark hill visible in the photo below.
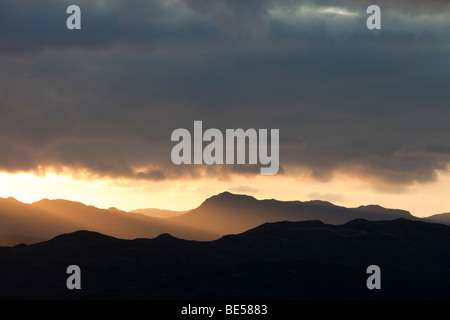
[0,218,449,299]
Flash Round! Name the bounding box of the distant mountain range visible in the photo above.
[424,212,450,225]
[170,191,416,236]
[1,191,449,246]
[1,218,450,299]
[130,208,187,219]
[0,197,216,245]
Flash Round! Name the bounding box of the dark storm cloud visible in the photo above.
[0,0,200,53]
[0,0,449,188]
[1,0,448,53]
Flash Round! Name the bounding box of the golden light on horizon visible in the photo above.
[1,168,450,218]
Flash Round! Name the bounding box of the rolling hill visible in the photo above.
[1,218,450,299]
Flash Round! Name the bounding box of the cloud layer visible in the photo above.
[0,0,449,189]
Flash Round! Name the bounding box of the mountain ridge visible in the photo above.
[0,196,218,245]
[0,191,447,246]
[2,217,450,299]
[170,191,417,236]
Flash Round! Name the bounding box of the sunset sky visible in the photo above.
[0,0,449,217]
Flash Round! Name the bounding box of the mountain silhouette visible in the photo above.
[424,212,450,225]
[171,191,415,235]
[0,197,217,243]
[0,191,445,247]
[1,218,450,299]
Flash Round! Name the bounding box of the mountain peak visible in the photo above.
[304,200,336,207]
[198,192,260,211]
[0,196,21,204]
[205,191,257,203]
[153,233,180,242]
[353,204,413,218]
[33,198,88,208]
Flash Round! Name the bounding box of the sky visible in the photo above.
[0,0,449,216]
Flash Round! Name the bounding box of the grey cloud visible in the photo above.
[348,141,450,185]
[135,169,166,181]
[2,0,448,55]
[0,0,449,188]
[0,138,35,172]
[0,0,206,54]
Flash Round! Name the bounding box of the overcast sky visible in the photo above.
[0,0,449,211]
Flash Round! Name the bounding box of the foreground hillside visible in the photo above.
[1,218,449,299]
